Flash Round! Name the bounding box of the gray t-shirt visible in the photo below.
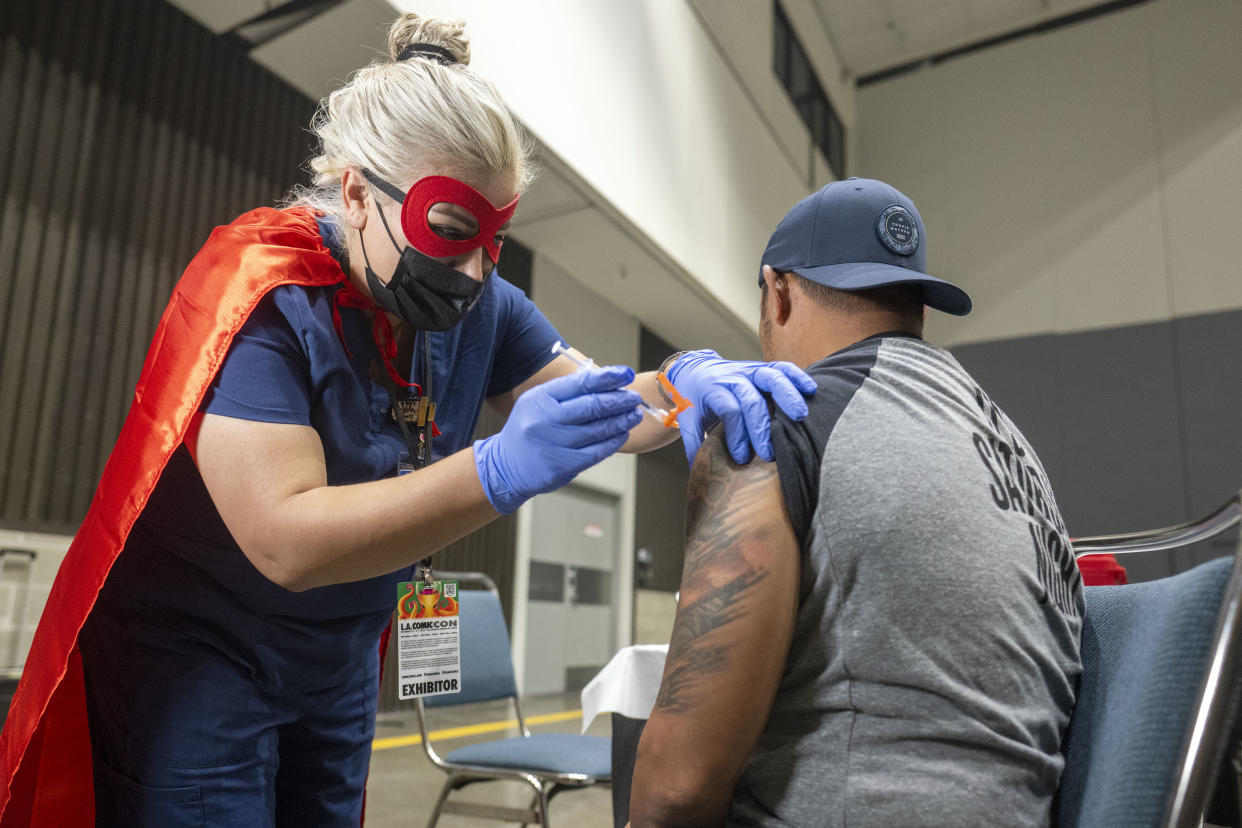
[729,333,1083,827]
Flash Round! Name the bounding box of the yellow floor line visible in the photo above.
[372,709,583,752]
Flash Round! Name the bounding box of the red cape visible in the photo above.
[0,207,345,825]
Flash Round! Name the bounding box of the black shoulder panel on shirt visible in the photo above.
[769,337,882,548]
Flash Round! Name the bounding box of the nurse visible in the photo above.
[0,11,814,827]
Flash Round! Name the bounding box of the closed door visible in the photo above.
[523,486,617,695]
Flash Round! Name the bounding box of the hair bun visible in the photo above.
[387,13,470,66]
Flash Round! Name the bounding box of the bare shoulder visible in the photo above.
[682,428,789,590]
[655,429,793,714]
[685,429,784,543]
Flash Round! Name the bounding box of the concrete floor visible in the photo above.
[365,692,614,828]
[365,698,1241,828]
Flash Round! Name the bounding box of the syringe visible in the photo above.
[551,341,680,428]
[551,340,595,371]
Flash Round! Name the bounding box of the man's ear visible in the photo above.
[761,265,793,326]
[341,168,369,230]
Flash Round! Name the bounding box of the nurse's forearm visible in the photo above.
[193,413,501,592]
[198,363,642,591]
[264,447,499,591]
[620,370,683,453]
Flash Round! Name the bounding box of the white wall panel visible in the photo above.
[525,255,640,656]
[391,0,850,341]
[533,255,640,370]
[691,0,855,180]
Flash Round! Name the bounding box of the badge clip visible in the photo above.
[416,397,437,427]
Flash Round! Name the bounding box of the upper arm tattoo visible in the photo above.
[654,430,788,713]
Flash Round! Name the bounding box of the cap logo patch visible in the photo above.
[877,205,919,256]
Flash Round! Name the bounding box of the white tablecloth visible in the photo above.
[579,644,669,733]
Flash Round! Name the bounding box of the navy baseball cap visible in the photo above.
[760,177,971,316]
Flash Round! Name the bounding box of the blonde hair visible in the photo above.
[287,13,534,219]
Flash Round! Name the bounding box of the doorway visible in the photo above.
[522,485,619,695]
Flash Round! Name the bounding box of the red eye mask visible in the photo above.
[363,169,519,263]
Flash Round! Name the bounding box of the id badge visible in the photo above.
[396,579,462,700]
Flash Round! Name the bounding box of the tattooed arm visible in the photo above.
[628,429,799,828]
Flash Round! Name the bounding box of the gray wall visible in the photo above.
[634,327,689,593]
[952,309,1242,583]
[0,0,317,533]
[856,0,1242,583]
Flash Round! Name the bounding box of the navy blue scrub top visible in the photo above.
[102,216,561,693]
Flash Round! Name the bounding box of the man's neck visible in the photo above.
[794,310,922,368]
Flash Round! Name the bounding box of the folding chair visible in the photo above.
[1055,491,1242,827]
[415,571,610,828]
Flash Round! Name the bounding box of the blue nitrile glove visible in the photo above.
[474,366,643,513]
[666,349,817,466]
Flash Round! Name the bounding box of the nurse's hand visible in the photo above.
[474,365,643,514]
[666,349,816,466]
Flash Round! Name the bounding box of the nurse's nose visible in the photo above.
[457,247,493,283]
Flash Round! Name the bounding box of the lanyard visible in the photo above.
[376,331,437,586]
[330,270,439,585]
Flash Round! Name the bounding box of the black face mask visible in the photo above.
[359,204,486,331]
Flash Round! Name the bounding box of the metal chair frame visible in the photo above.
[1070,491,1242,827]
[415,571,609,828]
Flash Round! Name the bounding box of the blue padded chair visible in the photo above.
[416,572,610,828]
[1056,493,1242,827]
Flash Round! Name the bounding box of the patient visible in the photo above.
[629,179,1083,827]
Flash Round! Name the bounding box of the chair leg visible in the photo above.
[424,775,456,828]
[1235,743,1242,825]
[536,783,552,828]
[518,789,540,828]
[517,773,551,827]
